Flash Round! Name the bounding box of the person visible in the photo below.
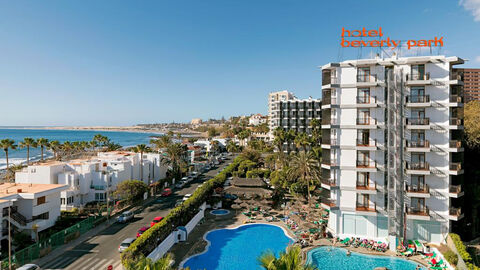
[346,250,351,256]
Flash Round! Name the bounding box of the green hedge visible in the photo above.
[450,233,480,270]
[121,157,241,268]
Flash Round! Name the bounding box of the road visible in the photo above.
[39,156,233,270]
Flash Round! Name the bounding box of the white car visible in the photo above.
[183,194,192,201]
[16,265,41,270]
[181,176,189,182]
[175,182,186,189]
[117,211,134,223]
[118,238,136,252]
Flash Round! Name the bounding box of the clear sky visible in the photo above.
[1,0,479,126]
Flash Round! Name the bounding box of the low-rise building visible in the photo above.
[248,114,268,126]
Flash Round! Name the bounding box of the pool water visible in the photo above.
[182,224,294,270]
[210,209,230,215]
[307,246,426,270]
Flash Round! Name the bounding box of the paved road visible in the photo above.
[40,156,233,270]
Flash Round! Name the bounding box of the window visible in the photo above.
[357,67,371,82]
[37,196,46,205]
[357,172,370,187]
[61,198,65,205]
[356,194,370,208]
[357,88,371,103]
[33,212,49,220]
[95,193,106,201]
[411,64,426,80]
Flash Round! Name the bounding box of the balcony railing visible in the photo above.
[406,140,430,148]
[356,117,377,125]
[356,74,377,83]
[321,178,337,187]
[449,185,462,194]
[449,140,462,148]
[406,72,430,81]
[356,182,377,190]
[356,138,376,147]
[450,207,462,217]
[322,118,338,125]
[450,73,464,81]
[322,76,338,85]
[450,118,463,125]
[356,96,377,104]
[450,162,462,172]
[406,206,430,216]
[356,203,376,212]
[406,162,430,171]
[450,95,463,103]
[356,160,377,168]
[407,95,430,103]
[321,198,337,207]
[406,118,430,125]
[406,184,430,194]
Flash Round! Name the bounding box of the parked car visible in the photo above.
[175,181,185,189]
[150,216,164,227]
[175,199,183,207]
[181,176,189,182]
[183,194,192,201]
[136,226,150,238]
[161,188,172,197]
[117,211,134,223]
[118,238,136,252]
[187,175,194,181]
[17,265,41,270]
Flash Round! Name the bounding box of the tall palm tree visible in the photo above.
[288,151,321,208]
[133,144,151,181]
[0,139,17,173]
[258,245,317,270]
[294,132,311,153]
[36,138,49,161]
[161,143,187,180]
[273,128,287,168]
[150,135,172,150]
[61,141,74,157]
[80,141,90,152]
[48,140,60,159]
[19,137,37,165]
[127,253,179,270]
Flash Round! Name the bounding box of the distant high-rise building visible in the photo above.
[268,90,296,133]
[453,68,480,102]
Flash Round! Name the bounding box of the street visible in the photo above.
[39,156,233,270]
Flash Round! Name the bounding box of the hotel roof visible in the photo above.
[0,183,68,198]
[321,55,465,69]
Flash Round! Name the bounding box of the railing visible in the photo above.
[449,185,462,194]
[356,160,377,168]
[322,75,338,85]
[11,211,30,226]
[321,178,337,187]
[406,140,430,148]
[450,73,464,81]
[322,118,338,125]
[450,162,462,171]
[90,185,107,190]
[406,118,430,125]
[406,162,430,170]
[356,138,377,147]
[450,207,462,216]
[406,184,430,193]
[322,160,338,166]
[406,206,430,216]
[356,117,377,125]
[450,140,462,148]
[356,182,377,190]
[357,74,377,83]
[356,96,377,104]
[407,95,430,103]
[321,198,337,207]
[406,72,430,81]
[450,95,463,103]
[450,118,463,125]
[356,203,376,212]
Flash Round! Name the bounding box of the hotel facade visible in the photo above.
[320,55,464,245]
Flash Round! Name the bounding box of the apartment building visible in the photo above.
[320,55,464,246]
[452,68,480,102]
[0,183,67,242]
[268,90,296,134]
[248,114,268,126]
[15,151,167,210]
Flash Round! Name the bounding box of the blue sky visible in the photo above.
[0,0,479,126]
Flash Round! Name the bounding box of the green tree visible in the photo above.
[258,245,317,270]
[288,151,320,208]
[465,100,480,147]
[150,135,172,150]
[294,132,311,152]
[36,138,49,160]
[161,143,188,180]
[114,180,148,203]
[48,140,61,159]
[19,137,37,165]
[207,127,217,139]
[0,139,17,172]
[273,128,287,167]
[106,142,122,151]
[133,144,151,181]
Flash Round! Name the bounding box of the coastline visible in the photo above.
[0,126,204,136]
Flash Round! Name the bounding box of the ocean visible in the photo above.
[0,128,160,170]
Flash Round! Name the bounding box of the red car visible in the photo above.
[161,188,172,197]
[136,226,149,238]
[150,216,164,227]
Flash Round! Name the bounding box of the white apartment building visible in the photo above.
[16,151,167,210]
[0,183,67,242]
[268,90,296,134]
[320,55,464,246]
[248,114,268,126]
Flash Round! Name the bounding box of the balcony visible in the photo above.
[406,140,430,152]
[356,117,377,126]
[406,73,431,85]
[449,207,464,221]
[449,118,463,126]
[321,118,338,126]
[406,184,430,198]
[449,185,464,198]
[406,95,431,107]
[320,178,338,190]
[356,203,377,215]
[320,198,338,210]
[356,160,377,172]
[449,162,464,175]
[90,185,107,190]
[322,76,339,89]
[356,96,377,105]
[357,138,377,146]
[356,74,377,83]
[406,206,430,220]
[406,162,430,175]
[356,182,377,194]
[322,138,339,149]
[321,160,338,169]
[450,95,463,104]
[406,118,430,126]
[450,73,464,85]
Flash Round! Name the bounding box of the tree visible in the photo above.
[62,141,74,157]
[227,140,241,153]
[48,140,61,159]
[207,127,218,139]
[161,143,188,180]
[258,245,317,270]
[92,134,110,152]
[19,137,37,165]
[36,138,49,160]
[288,151,320,208]
[106,142,122,151]
[0,139,17,172]
[133,144,151,181]
[294,132,311,152]
[150,135,172,150]
[114,180,148,203]
[273,128,287,167]
[465,100,480,147]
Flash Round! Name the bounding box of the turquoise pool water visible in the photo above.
[182,224,293,270]
[210,209,230,215]
[307,246,426,270]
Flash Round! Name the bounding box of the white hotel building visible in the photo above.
[320,55,464,245]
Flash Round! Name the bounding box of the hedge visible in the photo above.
[450,233,480,270]
[121,157,242,268]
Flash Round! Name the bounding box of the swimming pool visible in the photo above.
[181,224,294,270]
[307,246,426,270]
[210,209,230,215]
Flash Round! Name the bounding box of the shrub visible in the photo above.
[121,157,242,268]
[450,233,472,263]
[444,249,458,266]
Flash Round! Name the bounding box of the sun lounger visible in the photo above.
[340,238,350,244]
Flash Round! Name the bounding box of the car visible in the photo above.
[181,176,189,182]
[175,181,185,189]
[118,238,136,252]
[205,165,211,170]
[16,265,40,270]
[174,199,183,207]
[183,193,192,201]
[150,216,164,227]
[161,188,172,197]
[187,175,194,181]
[117,211,134,223]
[136,226,150,238]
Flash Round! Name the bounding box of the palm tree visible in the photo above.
[258,245,317,270]
[48,140,61,159]
[36,138,49,161]
[273,128,287,168]
[161,143,187,180]
[133,144,151,181]
[0,139,17,174]
[80,141,90,152]
[150,135,172,150]
[61,141,74,157]
[288,151,321,208]
[19,137,37,165]
[294,132,311,153]
[127,253,181,270]
[105,142,122,151]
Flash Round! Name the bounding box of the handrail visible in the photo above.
[406,184,429,193]
[406,162,430,170]
[406,72,430,81]
[406,118,430,125]
[407,95,430,103]
[406,140,430,148]
[406,206,430,215]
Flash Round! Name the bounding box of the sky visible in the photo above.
[0,0,479,126]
